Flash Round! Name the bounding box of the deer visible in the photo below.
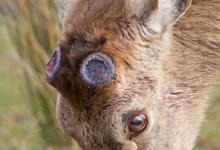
[45,0,220,149]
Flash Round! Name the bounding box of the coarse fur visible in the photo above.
[49,0,220,149]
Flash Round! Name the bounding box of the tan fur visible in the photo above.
[51,0,220,149]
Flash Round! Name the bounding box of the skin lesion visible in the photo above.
[79,52,115,88]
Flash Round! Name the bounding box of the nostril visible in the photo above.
[46,47,61,80]
[80,52,115,87]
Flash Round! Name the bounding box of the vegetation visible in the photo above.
[0,0,79,149]
[0,0,219,149]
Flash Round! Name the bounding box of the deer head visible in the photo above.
[45,0,215,149]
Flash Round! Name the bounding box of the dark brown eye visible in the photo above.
[128,114,147,133]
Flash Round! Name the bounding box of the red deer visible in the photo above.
[46,0,220,149]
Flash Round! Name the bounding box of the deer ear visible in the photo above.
[152,0,192,32]
[126,0,158,17]
[127,0,192,32]
[55,0,75,23]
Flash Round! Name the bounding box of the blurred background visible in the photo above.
[0,0,219,150]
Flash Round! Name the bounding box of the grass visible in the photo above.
[0,25,80,150]
[0,26,44,150]
[0,0,79,148]
[195,79,220,150]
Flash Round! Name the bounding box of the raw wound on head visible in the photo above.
[46,47,61,79]
[80,52,115,86]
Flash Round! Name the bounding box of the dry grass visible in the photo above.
[0,0,75,149]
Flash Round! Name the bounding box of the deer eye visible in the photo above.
[128,114,148,133]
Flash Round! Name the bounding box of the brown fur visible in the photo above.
[49,0,220,149]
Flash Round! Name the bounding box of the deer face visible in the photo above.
[47,0,193,149]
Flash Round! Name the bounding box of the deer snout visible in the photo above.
[80,52,115,88]
[122,141,138,150]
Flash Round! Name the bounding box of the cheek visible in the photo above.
[56,95,87,141]
[56,95,76,136]
[56,95,95,147]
